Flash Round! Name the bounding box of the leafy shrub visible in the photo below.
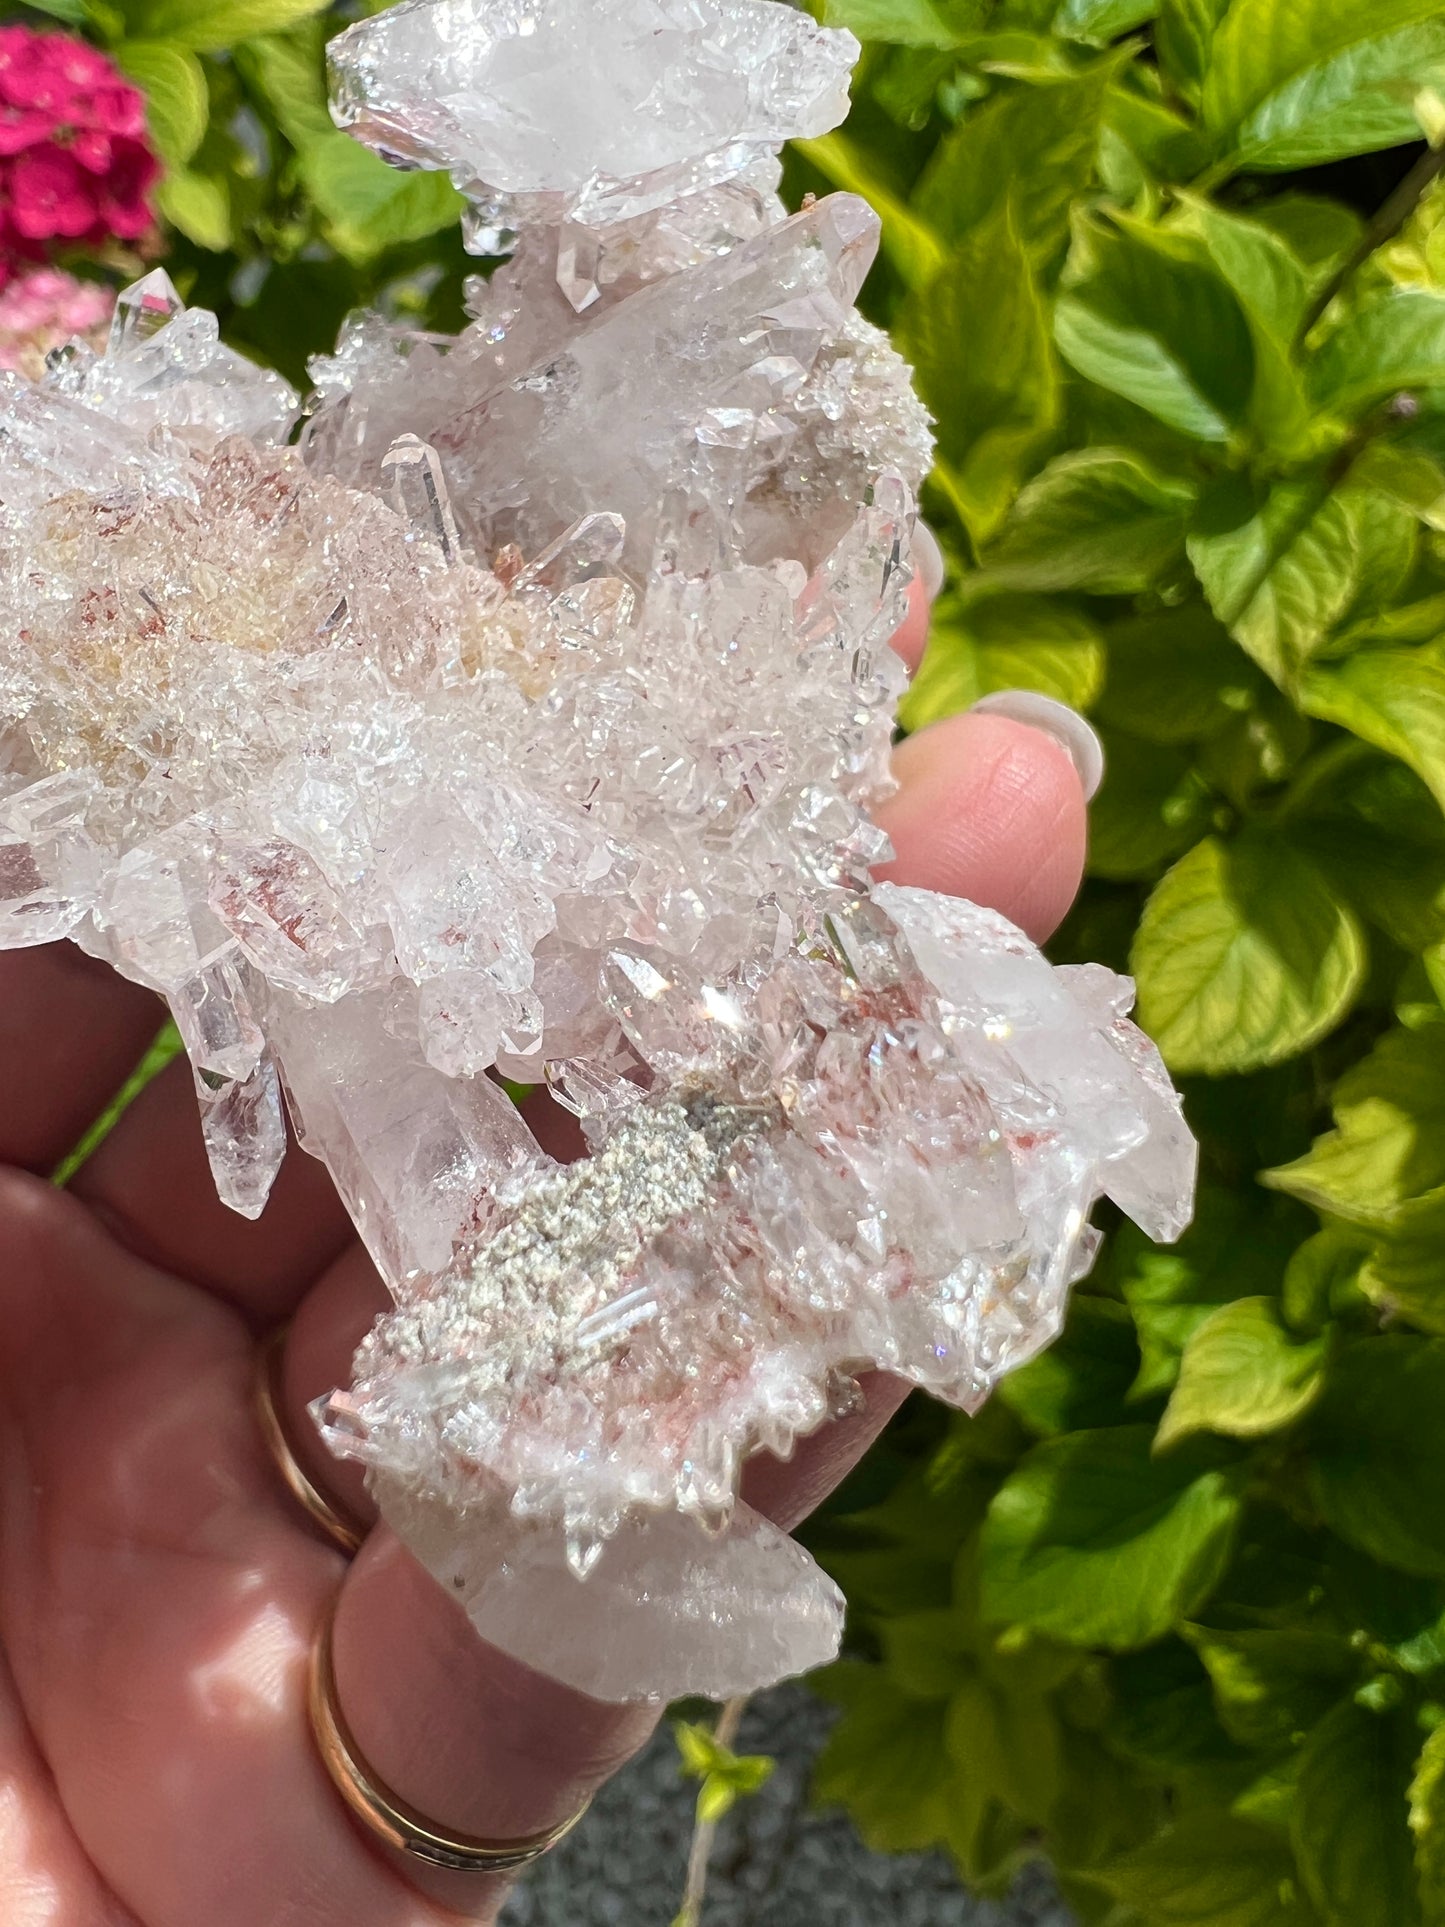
[23,0,1445,1920]
[791,2,1445,1922]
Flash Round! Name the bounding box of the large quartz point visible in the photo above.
[0,0,1197,1704]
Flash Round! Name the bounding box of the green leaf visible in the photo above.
[1289,755,1445,954]
[1101,83,1210,193]
[115,41,208,168]
[1293,1698,1423,1927]
[1189,475,1413,686]
[1184,1625,1357,1752]
[121,0,330,47]
[696,1776,735,1824]
[1156,1297,1328,1451]
[1364,1189,1445,1333]
[1116,1187,1307,1401]
[821,0,972,45]
[1053,0,1155,45]
[1310,1337,1445,1579]
[1203,0,1445,173]
[1409,1720,1445,1921]
[1265,1027,1445,1231]
[296,134,463,263]
[900,593,1104,731]
[1172,195,1316,453]
[1087,732,1212,882]
[1105,1638,1243,1779]
[896,199,1058,543]
[1099,1812,1320,1925]
[912,63,1117,262]
[1177,194,1310,340]
[1154,0,1229,103]
[234,25,334,150]
[1132,833,1367,1076]
[1196,681,1313,807]
[155,166,233,252]
[726,1754,775,1796]
[944,1663,1064,1828]
[980,448,1196,594]
[1097,603,1270,746]
[1249,195,1367,284]
[1282,1228,1369,1333]
[674,1720,727,1779]
[997,1296,1142,1437]
[22,0,90,20]
[814,1661,956,1851]
[882,1609,975,1699]
[1314,291,1445,417]
[980,1425,1242,1650]
[1056,215,1254,442]
[1299,648,1445,816]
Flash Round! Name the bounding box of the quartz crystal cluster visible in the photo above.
[0,0,1196,1703]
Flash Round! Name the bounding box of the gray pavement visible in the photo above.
[500,1684,1075,1926]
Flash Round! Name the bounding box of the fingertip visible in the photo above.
[889,571,932,675]
[874,709,1089,944]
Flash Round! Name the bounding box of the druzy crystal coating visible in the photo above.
[0,0,1195,1702]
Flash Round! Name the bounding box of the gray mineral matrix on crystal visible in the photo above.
[0,0,1197,1704]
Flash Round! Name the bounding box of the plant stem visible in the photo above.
[674,1697,749,1927]
[1296,138,1445,347]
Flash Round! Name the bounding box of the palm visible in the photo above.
[0,620,1092,1924]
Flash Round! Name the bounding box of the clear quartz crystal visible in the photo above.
[0,0,1196,1704]
[327,0,857,239]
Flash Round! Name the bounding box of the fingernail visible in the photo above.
[912,520,946,601]
[968,690,1105,801]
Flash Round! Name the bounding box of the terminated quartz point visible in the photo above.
[0,0,1196,1703]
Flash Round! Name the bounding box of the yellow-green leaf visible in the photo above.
[1300,648,1445,817]
[1409,1719,1445,1920]
[115,41,207,167]
[1203,0,1445,172]
[901,593,1104,731]
[1293,1698,1423,1927]
[1156,1297,1328,1451]
[123,0,330,49]
[1265,1026,1445,1231]
[1133,833,1367,1075]
[897,199,1059,545]
[156,166,233,252]
[980,1425,1242,1651]
[297,134,463,263]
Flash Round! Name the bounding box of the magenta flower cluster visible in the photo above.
[0,27,160,286]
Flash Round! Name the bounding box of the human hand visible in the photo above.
[0,567,1098,1926]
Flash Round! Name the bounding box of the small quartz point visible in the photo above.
[195,1053,286,1221]
[0,0,1197,1705]
[380,432,462,562]
[109,267,187,352]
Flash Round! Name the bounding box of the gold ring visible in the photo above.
[254,1328,368,1556]
[309,1611,591,1874]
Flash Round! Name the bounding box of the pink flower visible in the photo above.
[87,84,147,141]
[0,103,51,158]
[0,28,159,274]
[0,262,114,380]
[9,145,97,240]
